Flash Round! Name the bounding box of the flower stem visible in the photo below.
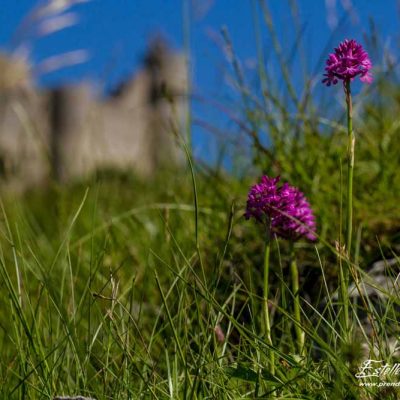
[345,79,354,259]
[263,236,275,375]
[342,79,353,339]
[290,245,305,356]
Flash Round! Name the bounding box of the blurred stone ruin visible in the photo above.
[0,38,187,191]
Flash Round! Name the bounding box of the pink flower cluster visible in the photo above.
[322,39,372,86]
[245,176,316,241]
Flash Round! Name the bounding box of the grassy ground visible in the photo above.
[0,139,398,399]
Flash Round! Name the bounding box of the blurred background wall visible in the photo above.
[0,37,187,190]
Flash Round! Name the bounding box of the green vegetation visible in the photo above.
[0,124,398,399]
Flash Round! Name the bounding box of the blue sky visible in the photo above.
[0,1,399,163]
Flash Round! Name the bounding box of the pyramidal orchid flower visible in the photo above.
[322,39,372,342]
[322,39,372,87]
[245,175,316,356]
[245,175,316,241]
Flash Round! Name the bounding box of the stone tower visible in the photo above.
[0,38,187,190]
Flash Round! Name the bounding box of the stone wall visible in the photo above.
[0,39,187,190]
